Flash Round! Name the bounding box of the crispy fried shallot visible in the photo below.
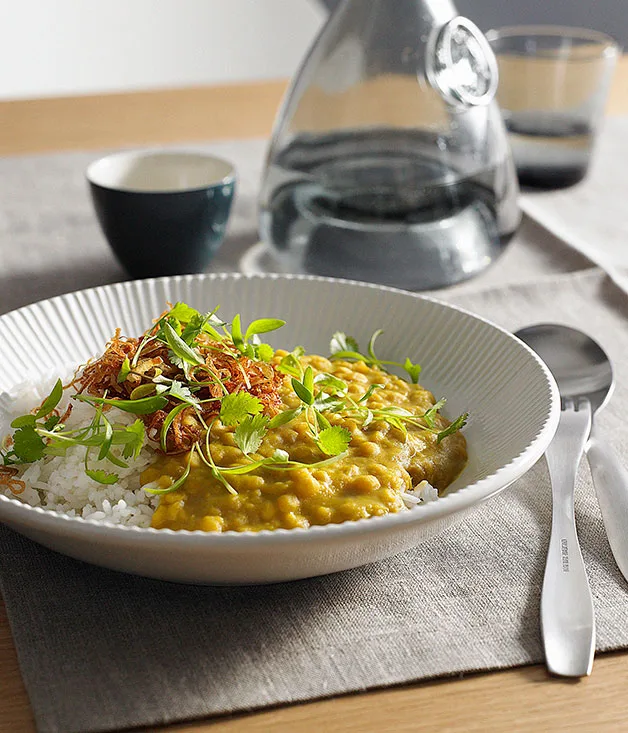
[0,465,26,495]
[74,326,283,454]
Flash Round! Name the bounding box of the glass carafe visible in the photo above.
[259,0,520,290]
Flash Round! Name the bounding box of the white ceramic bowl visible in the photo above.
[0,274,559,584]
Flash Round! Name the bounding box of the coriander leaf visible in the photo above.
[244,318,286,342]
[180,307,224,345]
[10,414,36,429]
[168,302,201,323]
[219,392,263,427]
[123,420,145,459]
[291,378,314,406]
[422,399,447,429]
[403,357,422,384]
[74,394,168,415]
[117,357,131,384]
[12,426,46,463]
[255,343,275,362]
[43,415,61,431]
[165,315,183,336]
[330,332,360,356]
[268,407,302,429]
[243,343,257,360]
[35,378,63,419]
[234,414,269,455]
[180,314,204,345]
[85,469,119,485]
[162,321,204,366]
[437,413,468,443]
[168,380,200,406]
[316,426,352,456]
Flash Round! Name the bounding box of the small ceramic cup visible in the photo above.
[87,151,236,278]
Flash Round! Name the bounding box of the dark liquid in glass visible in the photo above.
[506,117,592,190]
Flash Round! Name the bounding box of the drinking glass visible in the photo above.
[486,26,619,190]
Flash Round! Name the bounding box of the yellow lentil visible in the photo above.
[143,356,467,532]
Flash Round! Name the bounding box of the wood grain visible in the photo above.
[1,56,627,156]
[166,656,628,733]
[0,80,289,156]
[1,61,628,732]
[0,599,36,733]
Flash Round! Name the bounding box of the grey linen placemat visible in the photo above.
[1,269,628,733]
[0,135,627,732]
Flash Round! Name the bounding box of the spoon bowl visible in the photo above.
[516,324,613,413]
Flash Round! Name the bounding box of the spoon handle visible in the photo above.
[542,399,595,677]
[587,424,628,582]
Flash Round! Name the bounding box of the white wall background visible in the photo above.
[0,0,326,100]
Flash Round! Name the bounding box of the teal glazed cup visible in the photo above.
[87,151,236,278]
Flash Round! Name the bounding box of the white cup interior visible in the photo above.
[86,151,235,193]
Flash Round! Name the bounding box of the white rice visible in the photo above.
[2,376,437,528]
[2,375,159,528]
[401,481,439,508]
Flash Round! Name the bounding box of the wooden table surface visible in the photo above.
[1,61,628,732]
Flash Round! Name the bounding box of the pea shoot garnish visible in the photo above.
[330,330,423,383]
[0,302,467,496]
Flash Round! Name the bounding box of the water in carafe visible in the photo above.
[259,0,520,290]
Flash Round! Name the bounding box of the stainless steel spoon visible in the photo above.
[515,324,599,677]
[516,325,628,580]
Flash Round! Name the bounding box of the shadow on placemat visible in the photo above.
[0,259,126,317]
